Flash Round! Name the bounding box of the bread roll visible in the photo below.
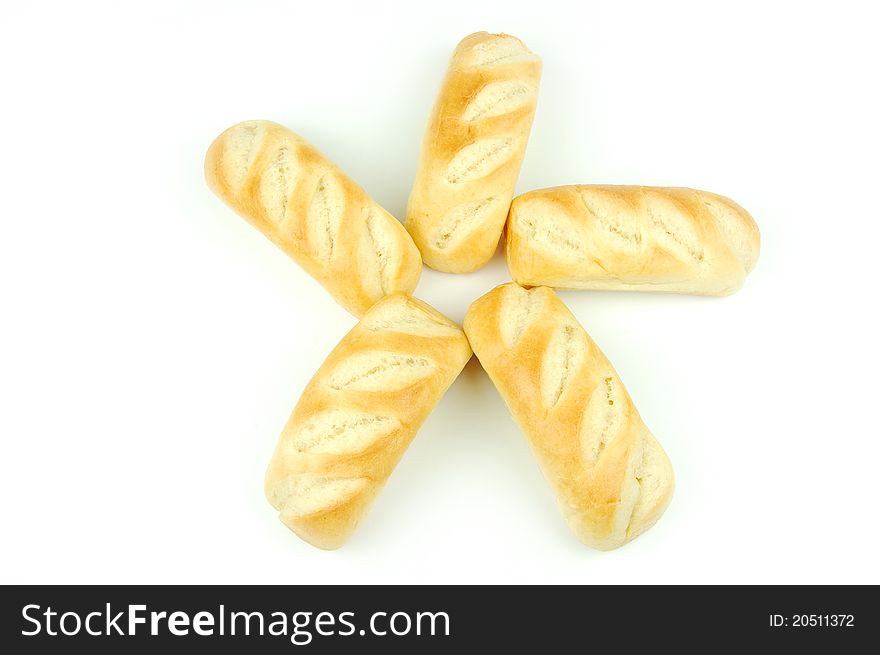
[265,293,472,549]
[406,32,542,273]
[507,185,760,295]
[205,120,422,316]
[464,283,674,549]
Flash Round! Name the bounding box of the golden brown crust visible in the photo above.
[265,294,472,549]
[506,185,760,295]
[406,32,542,273]
[205,120,422,316]
[464,283,674,549]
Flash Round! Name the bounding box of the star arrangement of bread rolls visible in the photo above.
[204,32,759,551]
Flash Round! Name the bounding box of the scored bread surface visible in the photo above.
[265,294,472,549]
[464,283,674,550]
[205,120,422,316]
[507,185,760,295]
[406,32,542,273]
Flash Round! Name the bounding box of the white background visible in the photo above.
[1,0,878,584]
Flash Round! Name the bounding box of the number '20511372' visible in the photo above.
[770,615,854,627]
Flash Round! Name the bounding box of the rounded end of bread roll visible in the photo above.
[504,195,537,286]
[203,132,225,197]
[622,431,675,544]
[351,209,424,315]
[405,197,508,274]
[464,281,548,352]
[204,120,274,202]
[454,31,540,68]
[562,429,675,551]
[365,293,469,340]
[384,224,424,299]
[697,190,761,276]
[279,506,365,551]
[265,471,377,550]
